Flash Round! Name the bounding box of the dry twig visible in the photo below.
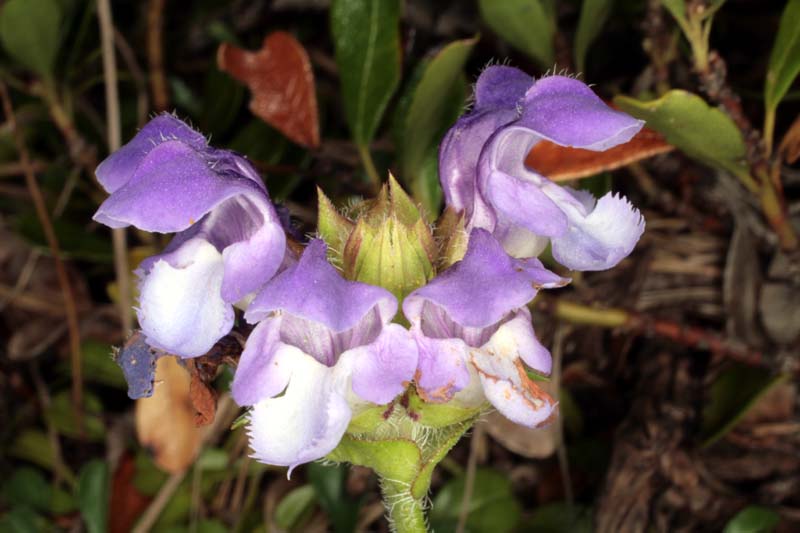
[0,81,84,431]
[97,0,134,334]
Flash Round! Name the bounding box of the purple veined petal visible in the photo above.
[277,307,383,367]
[519,76,644,151]
[231,318,301,406]
[484,308,552,375]
[475,125,569,242]
[219,205,287,303]
[480,167,569,239]
[439,65,531,214]
[470,350,557,428]
[477,122,645,268]
[205,146,267,190]
[542,184,645,271]
[247,353,351,475]
[474,65,533,110]
[93,140,265,234]
[403,229,569,330]
[341,323,418,405]
[439,109,519,214]
[154,194,287,304]
[411,330,472,402]
[136,237,234,358]
[245,239,397,331]
[95,113,208,194]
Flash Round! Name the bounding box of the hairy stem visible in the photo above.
[382,480,428,533]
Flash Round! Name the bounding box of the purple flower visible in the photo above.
[403,229,568,427]
[440,66,646,271]
[93,114,286,357]
[232,240,418,471]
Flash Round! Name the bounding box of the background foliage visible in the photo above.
[1,0,799,531]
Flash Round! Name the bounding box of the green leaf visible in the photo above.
[660,0,686,23]
[765,0,800,113]
[702,364,789,446]
[0,0,61,78]
[430,469,521,533]
[478,0,555,68]
[399,37,476,215]
[3,468,51,512]
[723,506,780,533]
[0,507,50,533]
[77,460,109,533]
[275,485,316,531]
[196,448,229,471]
[614,90,748,177]
[15,213,113,263]
[8,430,54,472]
[70,340,127,389]
[579,172,613,199]
[46,391,106,441]
[307,463,361,533]
[202,66,245,136]
[229,120,287,164]
[574,0,614,73]
[331,0,401,146]
[522,502,593,533]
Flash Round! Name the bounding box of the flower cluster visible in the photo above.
[99,67,644,473]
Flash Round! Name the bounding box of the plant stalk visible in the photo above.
[382,480,428,533]
[357,143,382,194]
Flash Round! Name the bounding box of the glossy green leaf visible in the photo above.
[615,90,748,177]
[430,469,521,533]
[331,0,401,146]
[723,506,780,533]
[765,0,800,113]
[399,37,475,215]
[0,0,61,78]
[522,502,593,533]
[702,364,789,446]
[574,0,614,73]
[274,485,316,531]
[77,460,109,533]
[478,0,555,68]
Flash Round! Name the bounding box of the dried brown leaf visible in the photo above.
[218,31,320,148]
[109,453,151,533]
[525,127,673,181]
[135,356,203,473]
[189,367,217,427]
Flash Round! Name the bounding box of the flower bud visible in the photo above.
[318,175,436,303]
